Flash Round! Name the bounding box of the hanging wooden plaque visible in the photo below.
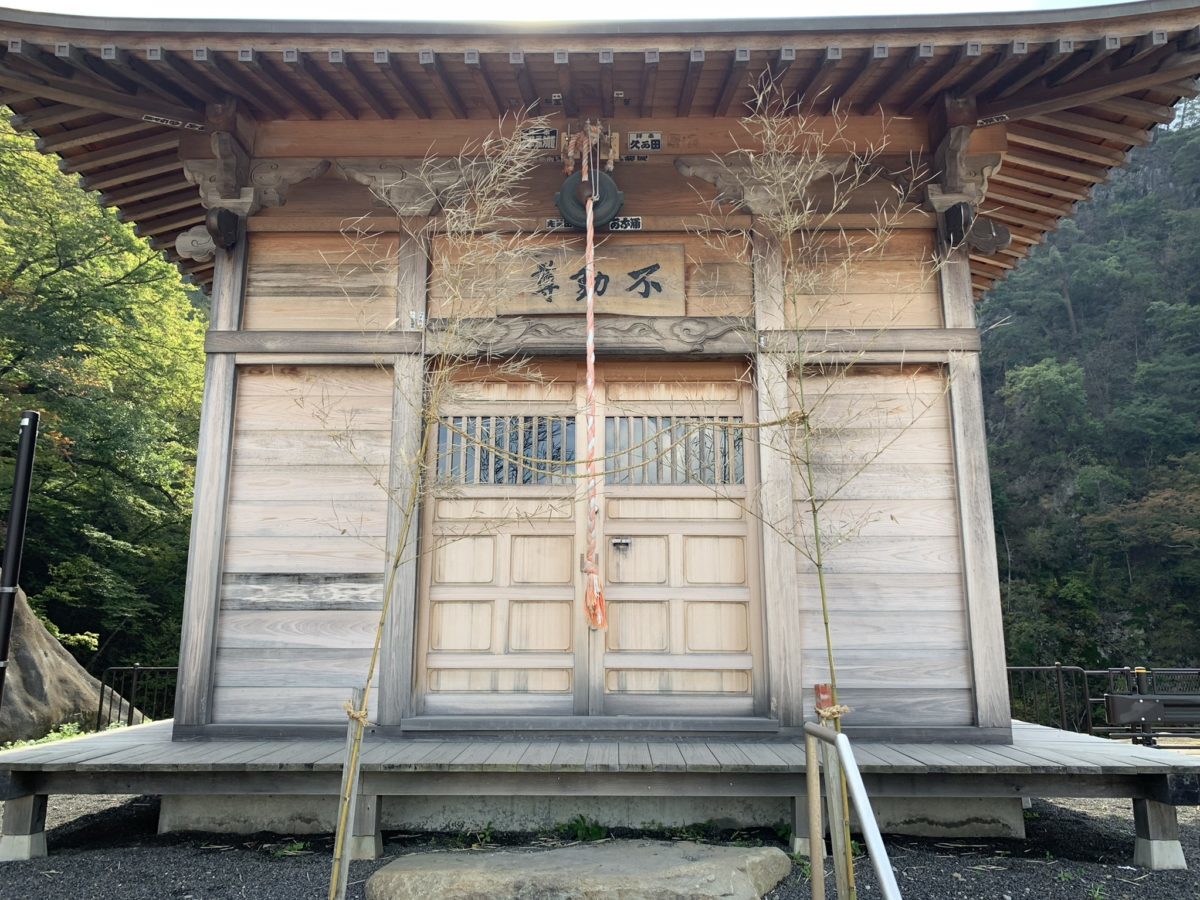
[498,242,686,316]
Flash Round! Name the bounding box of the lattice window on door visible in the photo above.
[604,416,744,485]
[436,415,577,485]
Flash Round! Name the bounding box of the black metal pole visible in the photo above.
[0,410,39,709]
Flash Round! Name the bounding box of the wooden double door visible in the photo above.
[415,361,766,719]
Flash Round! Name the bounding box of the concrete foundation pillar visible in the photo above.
[1133,799,1187,870]
[0,794,47,862]
[350,794,383,860]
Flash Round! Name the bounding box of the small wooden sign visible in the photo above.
[499,243,685,316]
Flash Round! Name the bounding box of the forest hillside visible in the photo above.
[981,98,1200,668]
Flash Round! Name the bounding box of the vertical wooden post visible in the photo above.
[940,247,1011,733]
[753,233,803,725]
[174,227,247,728]
[379,231,428,726]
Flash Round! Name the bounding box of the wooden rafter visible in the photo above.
[0,65,205,128]
[135,209,204,238]
[465,51,502,118]
[374,51,429,119]
[714,48,750,117]
[100,172,191,206]
[1006,123,1128,167]
[198,49,289,119]
[835,46,885,115]
[797,47,841,113]
[1085,95,1177,124]
[342,53,396,119]
[119,187,201,222]
[956,42,1030,98]
[4,39,73,80]
[103,48,201,107]
[989,40,1075,101]
[1028,111,1151,146]
[861,44,931,110]
[903,43,980,114]
[51,44,139,94]
[240,50,321,120]
[10,102,95,130]
[80,154,182,191]
[978,48,1200,122]
[509,52,539,114]
[291,52,358,119]
[58,131,180,173]
[678,49,704,117]
[640,51,658,118]
[985,184,1075,217]
[420,50,467,119]
[983,202,1060,232]
[599,50,614,118]
[35,117,157,152]
[148,50,224,105]
[989,166,1091,201]
[1047,36,1122,86]
[555,50,578,118]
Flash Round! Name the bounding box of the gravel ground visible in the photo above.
[0,794,1195,899]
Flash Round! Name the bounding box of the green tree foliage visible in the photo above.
[981,100,1200,667]
[0,112,205,669]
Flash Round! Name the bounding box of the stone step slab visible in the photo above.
[365,839,792,899]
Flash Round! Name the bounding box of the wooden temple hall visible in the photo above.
[2,0,1200,868]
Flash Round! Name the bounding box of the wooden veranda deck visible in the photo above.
[1,720,1198,866]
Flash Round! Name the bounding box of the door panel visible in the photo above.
[414,362,764,718]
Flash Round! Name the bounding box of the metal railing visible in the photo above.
[95,665,178,730]
[1006,664,1200,744]
[804,722,902,900]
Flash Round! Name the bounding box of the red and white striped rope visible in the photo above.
[581,134,606,630]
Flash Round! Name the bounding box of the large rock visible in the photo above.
[365,839,792,900]
[0,587,122,742]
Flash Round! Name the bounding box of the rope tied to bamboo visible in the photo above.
[342,701,370,727]
[816,703,852,723]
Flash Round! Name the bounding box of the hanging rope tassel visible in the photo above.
[581,129,606,630]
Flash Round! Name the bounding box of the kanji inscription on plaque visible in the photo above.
[499,243,686,316]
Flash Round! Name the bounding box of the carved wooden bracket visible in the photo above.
[175,224,215,262]
[926,126,1002,212]
[182,132,328,217]
[335,158,478,215]
[676,155,846,215]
